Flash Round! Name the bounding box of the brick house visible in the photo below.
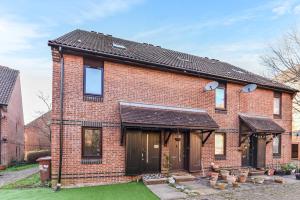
[0,65,24,166]
[24,111,51,157]
[48,29,297,187]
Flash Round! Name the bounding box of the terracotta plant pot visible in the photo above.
[220,170,230,180]
[267,169,275,176]
[232,182,240,188]
[210,172,219,181]
[227,175,237,185]
[217,183,227,190]
[275,178,284,184]
[209,179,217,187]
[0,165,6,170]
[238,174,247,183]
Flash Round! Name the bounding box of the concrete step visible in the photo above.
[172,175,196,183]
[143,178,168,185]
[249,170,265,176]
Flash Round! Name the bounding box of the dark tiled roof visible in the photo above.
[239,114,285,133]
[120,102,219,130]
[0,65,19,105]
[49,29,296,93]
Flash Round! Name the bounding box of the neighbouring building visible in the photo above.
[24,111,51,157]
[0,65,24,166]
[275,67,300,160]
[48,29,297,187]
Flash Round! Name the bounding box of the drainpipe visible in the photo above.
[57,46,64,189]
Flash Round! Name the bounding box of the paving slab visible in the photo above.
[147,184,188,200]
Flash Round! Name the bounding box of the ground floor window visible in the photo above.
[273,135,281,157]
[82,127,102,159]
[215,133,226,159]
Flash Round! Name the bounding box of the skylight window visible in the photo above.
[112,43,126,49]
[232,69,244,74]
[177,56,191,62]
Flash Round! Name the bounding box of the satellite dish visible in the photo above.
[241,84,257,93]
[204,81,219,91]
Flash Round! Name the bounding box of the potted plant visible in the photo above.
[217,183,227,190]
[238,174,247,183]
[210,172,219,180]
[0,165,6,170]
[220,170,230,180]
[209,179,217,187]
[227,175,237,185]
[267,168,275,176]
[295,173,300,180]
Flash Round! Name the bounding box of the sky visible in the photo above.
[0,0,299,123]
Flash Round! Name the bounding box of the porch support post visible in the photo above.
[120,126,126,146]
[164,130,172,146]
[202,131,213,146]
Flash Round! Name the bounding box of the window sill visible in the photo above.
[273,114,281,119]
[215,155,226,160]
[81,159,102,164]
[273,155,281,159]
[215,109,227,114]
[83,95,103,102]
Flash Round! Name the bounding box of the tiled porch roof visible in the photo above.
[120,102,219,130]
[239,113,285,133]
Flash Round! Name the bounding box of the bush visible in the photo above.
[26,150,50,163]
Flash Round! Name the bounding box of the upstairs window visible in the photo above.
[82,127,102,159]
[273,135,281,157]
[215,83,226,110]
[84,66,103,96]
[273,92,281,118]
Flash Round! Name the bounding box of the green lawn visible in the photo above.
[1,163,38,172]
[0,182,159,200]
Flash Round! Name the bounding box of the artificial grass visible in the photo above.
[1,163,38,172]
[1,173,41,189]
[0,182,159,200]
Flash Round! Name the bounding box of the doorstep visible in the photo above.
[172,174,196,182]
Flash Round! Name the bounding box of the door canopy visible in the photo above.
[239,113,285,134]
[120,102,219,130]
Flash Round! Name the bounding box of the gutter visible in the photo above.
[48,42,298,94]
[57,46,64,189]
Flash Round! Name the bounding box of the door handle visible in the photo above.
[141,152,144,160]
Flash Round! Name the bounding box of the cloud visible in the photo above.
[272,1,293,16]
[294,4,300,14]
[74,0,143,23]
[0,16,46,54]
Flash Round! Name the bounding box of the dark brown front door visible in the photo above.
[168,132,185,171]
[126,129,160,175]
[255,136,266,169]
[141,131,161,173]
[189,132,202,172]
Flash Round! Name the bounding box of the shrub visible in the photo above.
[26,150,50,163]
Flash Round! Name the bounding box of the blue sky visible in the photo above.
[0,0,299,123]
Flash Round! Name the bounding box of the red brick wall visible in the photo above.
[24,112,51,157]
[51,49,293,187]
[1,76,24,166]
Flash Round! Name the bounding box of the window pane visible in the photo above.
[215,134,224,155]
[215,87,225,109]
[85,67,103,95]
[83,129,100,157]
[273,136,279,154]
[273,97,280,115]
